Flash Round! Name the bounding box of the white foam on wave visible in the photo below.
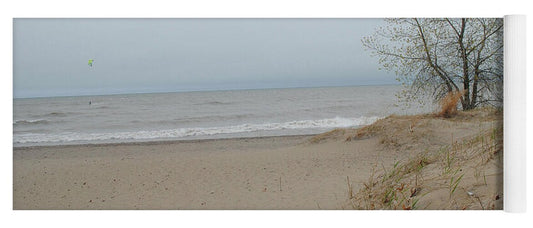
[14,119,49,125]
[14,116,381,144]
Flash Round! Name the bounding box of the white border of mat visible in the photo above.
[504,15,527,213]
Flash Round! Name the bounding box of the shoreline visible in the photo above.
[13,133,318,150]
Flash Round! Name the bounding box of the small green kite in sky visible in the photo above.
[88,59,94,67]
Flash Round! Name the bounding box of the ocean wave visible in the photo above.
[193,101,234,106]
[174,114,254,124]
[13,119,50,126]
[127,114,254,125]
[13,116,381,144]
[44,112,68,117]
[31,112,74,118]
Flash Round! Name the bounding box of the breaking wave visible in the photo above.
[14,116,381,144]
[14,119,50,126]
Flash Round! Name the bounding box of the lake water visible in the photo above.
[13,85,434,146]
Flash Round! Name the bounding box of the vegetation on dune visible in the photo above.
[318,18,504,210]
[437,90,464,118]
[343,108,503,210]
[333,17,505,210]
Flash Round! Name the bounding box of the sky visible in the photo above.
[13,18,397,98]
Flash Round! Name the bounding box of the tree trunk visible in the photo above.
[462,78,471,110]
[471,71,480,108]
[458,19,472,110]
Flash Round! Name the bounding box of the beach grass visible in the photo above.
[343,107,503,210]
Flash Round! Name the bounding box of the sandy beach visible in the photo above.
[14,135,384,209]
[13,109,503,210]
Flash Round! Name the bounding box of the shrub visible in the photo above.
[437,91,463,118]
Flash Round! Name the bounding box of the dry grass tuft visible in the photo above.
[437,91,464,118]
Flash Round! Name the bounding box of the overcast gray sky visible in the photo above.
[14,18,396,98]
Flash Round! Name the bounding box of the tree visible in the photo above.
[362,18,503,110]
